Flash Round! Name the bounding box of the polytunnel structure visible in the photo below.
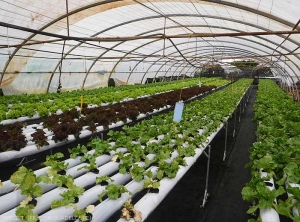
[1,1,300,222]
[0,0,299,94]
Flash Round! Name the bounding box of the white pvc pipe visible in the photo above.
[0,155,112,214]
[91,167,158,222]
[117,123,225,222]
[1,162,120,222]
[259,171,280,222]
[39,164,131,222]
[286,180,300,216]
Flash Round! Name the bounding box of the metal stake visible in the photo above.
[201,145,211,208]
[223,121,228,161]
[17,156,36,166]
[239,102,242,123]
[233,110,236,137]
[247,87,252,102]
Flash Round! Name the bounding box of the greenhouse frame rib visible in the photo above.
[0,0,299,94]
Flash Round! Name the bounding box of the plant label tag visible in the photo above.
[173,102,184,122]
[198,82,202,87]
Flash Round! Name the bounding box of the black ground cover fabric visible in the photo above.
[146,88,257,222]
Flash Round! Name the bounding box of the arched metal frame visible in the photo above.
[125,37,299,84]
[23,17,300,90]
[84,17,300,88]
[151,47,295,85]
[80,23,256,88]
[1,0,300,89]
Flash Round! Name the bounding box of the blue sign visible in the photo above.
[97,70,105,75]
[173,102,184,122]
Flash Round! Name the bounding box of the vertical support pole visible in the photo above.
[241,97,244,112]
[163,17,166,57]
[201,145,211,208]
[66,0,70,37]
[247,87,251,102]
[223,121,228,161]
[239,102,242,123]
[233,109,236,137]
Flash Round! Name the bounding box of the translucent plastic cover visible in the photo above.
[0,0,299,94]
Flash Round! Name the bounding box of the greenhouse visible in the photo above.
[0,0,299,222]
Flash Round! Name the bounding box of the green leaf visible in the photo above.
[273,198,293,218]
[10,166,28,184]
[38,175,52,184]
[152,181,160,189]
[257,198,273,209]
[119,167,127,174]
[284,162,300,183]
[247,205,259,214]
[98,184,132,202]
[157,170,164,180]
[95,175,114,184]
[294,215,300,222]
[74,208,89,222]
[276,177,286,186]
[253,155,277,171]
[130,164,145,182]
[286,186,300,198]
[24,175,36,188]
[32,185,43,197]
[242,187,257,201]
[16,206,39,222]
[274,186,286,197]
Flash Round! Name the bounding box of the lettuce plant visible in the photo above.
[98,184,132,202]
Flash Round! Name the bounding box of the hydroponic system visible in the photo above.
[0,1,300,222]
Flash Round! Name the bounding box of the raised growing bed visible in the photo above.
[0,79,251,222]
[0,81,229,164]
[0,78,221,124]
[242,80,300,222]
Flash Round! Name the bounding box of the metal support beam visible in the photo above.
[0,21,299,42]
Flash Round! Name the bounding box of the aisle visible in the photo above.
[146,87,257,222]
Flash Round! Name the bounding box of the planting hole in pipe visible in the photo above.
[264,181,273,187]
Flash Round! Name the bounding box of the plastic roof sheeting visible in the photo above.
[0,0,299,94]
